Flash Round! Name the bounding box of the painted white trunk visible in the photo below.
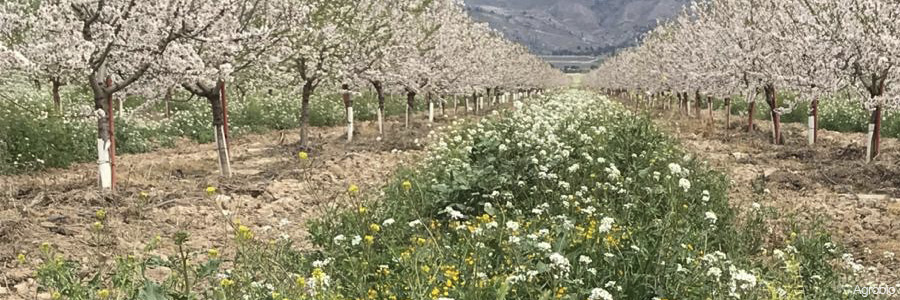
[866,123,875,163]
[214,126,232,177]
[465,97,470,111]
[377,108,383,135]
[808,116,815,145]
[428,102,434,123]
[97,139,112,190]
[347,107,354,142]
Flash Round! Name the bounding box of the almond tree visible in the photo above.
[24,0,227,191]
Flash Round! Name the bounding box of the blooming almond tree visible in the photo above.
[25,0,228,190]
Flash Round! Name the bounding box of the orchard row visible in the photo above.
[586,0,899,162]
[0,0,567,189]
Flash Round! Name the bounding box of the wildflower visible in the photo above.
[369,223,381,232]
[549,252,570,273]
[598,217,614,233]
[97,289,110,299]
[51,291,61,300]
[364,235,375,245]
[206,186,217,196]
[92,221,104,231]
[667,163,682,175]
[588,287,613,300]
[95,209,107,221]
[408,219,422,227]
[333,234,346,245]
[678,178,691,191]
[17,253,25,264]
[298,151,309,160]
[402,180,412,192]
[347,184,360,196]
[236,225,253,240]
[220,278,234,288]
[295,276,306,287]
[506,221,520,231]
[536,242,552,252]
[705,211,718,224]
[579,255,593,264]
[382,218,395,226]
[707,267,722,279]
[208,248,219,258]
[443,206,465,219]
[352,235,362,245]
[358,206,368,214]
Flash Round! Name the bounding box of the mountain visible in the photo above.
[463,0,689,55]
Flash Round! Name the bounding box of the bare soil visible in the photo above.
[0,108,478,299]
[647,106,900,285]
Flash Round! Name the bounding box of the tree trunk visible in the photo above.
[441,96,446,117]
[808,98,819,145]
[342,84,353,142]
[867,105,882,162]
[371,81,385,136]
[208,86,231,177]
[51,79,62,112]
[406,91,415,128]
[94,77,115,191]
[695,90,703,119]
[427,92,434,124]
[300,81,314,148]
[764,84,782,144]
[164,86,173,118]
[748,101,756,133]
[466,93,471,115]
[725,97,732,130]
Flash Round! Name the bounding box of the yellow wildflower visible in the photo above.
[95,209,107,221]
[17,253,25,264]
[51,291,61,300]
[298,151,309,160]
[220,278,234,288]
[402,180,412,192]
[369,223,381,232]
[207,248,219,258]
[97,289,110,299]
[348,184,360,196]
[205,186,217,196]
[364,235,375,245]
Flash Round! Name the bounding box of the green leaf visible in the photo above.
[137,282,169,300]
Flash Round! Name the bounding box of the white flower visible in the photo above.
[707,267,722,279]
[705,211,718,224]
[598,217,615,233]
[701,190,710,202]
[506,221,520,231]
[678,178,691,191]
[442,206,465,220]
[351,235,361,246]
[579,255,593,264]
[668,163,682,175]
[751,202,761,210]
[588,287,613,300]
[731,269,757,289]
[536,242,552,251]
[382,218,395,226]
[333,234,346,245]
[408,220,422,227]
[549,252,570,273]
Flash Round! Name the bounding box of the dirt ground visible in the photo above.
[646,106,900,285]
[0,108,479,299]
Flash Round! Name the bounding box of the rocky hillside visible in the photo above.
[463,0,689,55]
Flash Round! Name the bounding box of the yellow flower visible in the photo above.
[358,206,368,214]
[430,287,441,299]
[421,265,431,273]
[16,253,25,264]
[236,225,253,240]
[207,248,219,258]
[402,180,412,192]
[206,186,217,196]
[295,276,307,287]
[139,191,149,199]
[40,242,52,253]
[555,287,567,298]
[271,291,281,300]
[220,278,234,288]
[348,184,360,196]
[298,151,309,160]
[369,223,381,232]
[97,289,110,299]
[416,237,427,246]
[364,235,375,245]
[51,291,61,300]
[367,288,377,299]
[92,221,104,231]
[95,209,107,221]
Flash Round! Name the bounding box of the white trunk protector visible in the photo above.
[347,107,354,142]
[377,109,383,134]
[429,102,434,123]
[97,138,112,189]
[808,116,815,145]
[867,123,875,163]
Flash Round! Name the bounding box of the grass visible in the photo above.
[27,90,866,300]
